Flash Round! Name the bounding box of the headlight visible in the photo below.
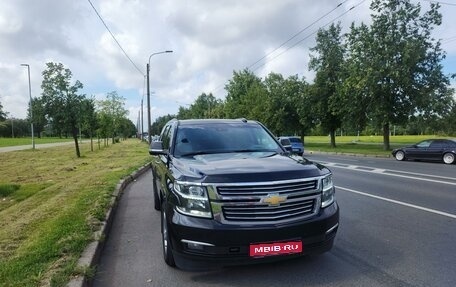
[173,182,212,218]
[321,174,335,208]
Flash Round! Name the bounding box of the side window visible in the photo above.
[430,141,444,148]
[416,140,432,148]
[160,125,172,150]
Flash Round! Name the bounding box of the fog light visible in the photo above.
[181,239,214,251]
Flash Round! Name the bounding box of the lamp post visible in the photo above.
[141,98,144,140]
[146,50,173,143]
[21,64,35,149]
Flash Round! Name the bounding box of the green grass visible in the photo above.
[303,134,445,144]
[0,139,150,287]
[0,137,74,147]
[302,135,454,156]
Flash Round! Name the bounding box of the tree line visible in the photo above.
[0,62,136,157]
[153,0,455,150]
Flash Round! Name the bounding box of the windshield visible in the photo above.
[173,122,281,157]
[289,137,302,144]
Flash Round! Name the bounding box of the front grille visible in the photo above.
[211,179,321,224]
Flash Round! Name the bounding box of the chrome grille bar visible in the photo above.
[210,178,322,224]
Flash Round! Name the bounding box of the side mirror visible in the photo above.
[149,141,167,155]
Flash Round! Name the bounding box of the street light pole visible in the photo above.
[21,64,35,149]
[146,50,173,143]
[141,98,144,140]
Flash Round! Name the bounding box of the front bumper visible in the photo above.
[165,201,339,270]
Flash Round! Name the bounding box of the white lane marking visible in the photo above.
[337,186,456,219]
[322,162,456,186]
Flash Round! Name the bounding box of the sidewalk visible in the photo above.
[0,141,78,153]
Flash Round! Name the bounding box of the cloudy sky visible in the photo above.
[1,0,455,126]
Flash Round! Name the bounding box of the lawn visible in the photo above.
[0,139,151,287]
[0,137,74,147]
[302,135,449,156]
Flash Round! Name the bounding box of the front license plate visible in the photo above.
[249,241,302,257]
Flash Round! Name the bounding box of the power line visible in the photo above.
[210,1,350,95]
[247,1,348,71]
[87,0,145,77]
[252,0,368,74]
[421,0,456,6]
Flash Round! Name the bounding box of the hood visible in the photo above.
[171,152,329,183]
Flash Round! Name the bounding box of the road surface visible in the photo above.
[93,154,456,287]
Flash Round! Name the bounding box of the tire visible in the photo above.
[395,150,405,161]
[153,181,160,211]
[443,153,455,164]
[161,205,176,267]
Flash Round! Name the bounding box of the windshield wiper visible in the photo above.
[228,149,277,153]
[179,151,211,157]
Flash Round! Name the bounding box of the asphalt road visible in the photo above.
[93,154,456,287]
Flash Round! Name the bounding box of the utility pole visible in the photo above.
[141,98,144,140]
[146,50,173,143]
[21,64,35,149]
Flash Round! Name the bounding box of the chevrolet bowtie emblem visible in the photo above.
[262,194,287,206]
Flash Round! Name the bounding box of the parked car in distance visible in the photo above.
[279,136,304,156]
[392,139,456,164]
[149,119,339,270]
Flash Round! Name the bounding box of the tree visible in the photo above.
[41,62,85,157]
[0,100,6,121]
[27,97,47,138]
[309,23,345,148]
[224,69,264,118]
[81,97,98,151]
[118,117,137,139]
[345,0,453,150]
[151,114,175,136]
[97,91,128,144]
[263,73,309,136]
[190,93,222,119]
[177,93,222,119]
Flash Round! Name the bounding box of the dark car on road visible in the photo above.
[149,119,339,270]
[392,139,456,164]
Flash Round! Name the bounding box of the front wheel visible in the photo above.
[395,150,405,161]
[443,153,455,164]
[153,185,160,211]
[161,205,176,267]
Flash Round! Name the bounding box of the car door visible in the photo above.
[427,140,446,161]
[154,124,174,199]
[406,140,432,160]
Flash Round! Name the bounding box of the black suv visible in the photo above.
[149,119,339,270]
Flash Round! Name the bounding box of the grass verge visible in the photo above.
[303,135,453,156]
[0,139,150,287]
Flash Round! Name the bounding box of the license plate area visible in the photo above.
[249,241,302,257]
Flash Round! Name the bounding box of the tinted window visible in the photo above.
[280,138,291,146]
[429,140,446,148]
[416,140,432,148]
[289,138,302,143]
[173,123,280,157]
[446,140,456,147]
[160,124,174,151]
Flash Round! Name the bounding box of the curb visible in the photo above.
[304,150,392,159]
[67,162,151,287]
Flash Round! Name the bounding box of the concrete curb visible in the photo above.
[304,150,392,159]
[67,162,151,287]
